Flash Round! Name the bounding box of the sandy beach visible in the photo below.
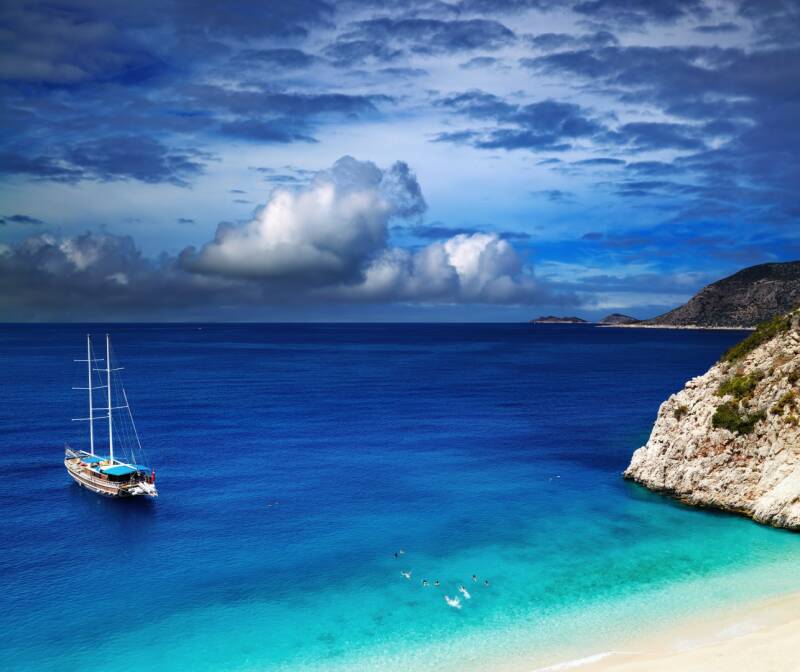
[529,590,800,672]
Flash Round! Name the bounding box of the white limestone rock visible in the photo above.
[625,312,800,530]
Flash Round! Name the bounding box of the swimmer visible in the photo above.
[422,579,429,587]
[472,574,477,582]
[484,579,490,586]
[434,580,440,587]
[444,595,462,609]
[401,570,412,580]
[458,585,471,599]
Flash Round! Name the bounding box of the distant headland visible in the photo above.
[533,260,800,330]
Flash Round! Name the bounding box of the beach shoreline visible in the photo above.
[522,589,800,672]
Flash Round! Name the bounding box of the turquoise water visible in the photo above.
[1,324,798,671]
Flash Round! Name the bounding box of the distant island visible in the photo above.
[598,313,640,325]
[530,316,588,324]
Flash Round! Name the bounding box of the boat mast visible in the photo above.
[106,333,114,463]
[87,334,94,456]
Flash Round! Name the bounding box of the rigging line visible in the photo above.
[111,363,134,464]
[112,348,143,467]
[123,387,146,466]
[111,339,150,468]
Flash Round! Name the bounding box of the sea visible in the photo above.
[1,323,799,672]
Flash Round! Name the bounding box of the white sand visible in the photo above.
[526,591,800,672]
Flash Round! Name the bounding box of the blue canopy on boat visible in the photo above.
[80,455,105,464]
[101,465,139,476]
[133,465,151,472]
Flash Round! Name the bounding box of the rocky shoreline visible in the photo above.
[600,323,754,331]
[624,311,800,530]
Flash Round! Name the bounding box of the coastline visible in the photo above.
[525,589,800,672]
[596,323,755,331]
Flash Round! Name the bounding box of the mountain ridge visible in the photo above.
[644,261,800,328]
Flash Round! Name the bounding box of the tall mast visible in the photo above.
[106,333,114,463]
[87,334,94,455]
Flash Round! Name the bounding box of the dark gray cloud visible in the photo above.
[337,17,516,59]
[218,119,317,144]
[694,22,741,34]
[0,213,44,226]
[435,90,605,151]
[531,189,574,202]
[323,39,402,66]
[572,0,709,27]
[524,30,618,51]
[572,157,625,166]
[606,122,705,151]
[523,39,800,225]
[0,137,210,186]
[0,0,162,85]
[459,56,508,70]
[737,0,800,47]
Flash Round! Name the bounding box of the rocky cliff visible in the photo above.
[646,260,800,328]
[625,310,800,529]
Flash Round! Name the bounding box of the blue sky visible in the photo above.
[1,0,798,321]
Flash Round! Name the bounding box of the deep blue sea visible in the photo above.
[2,324,799,672]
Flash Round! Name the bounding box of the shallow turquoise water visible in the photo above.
[1,324,798,671]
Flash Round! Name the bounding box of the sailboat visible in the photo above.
[64,334,158,498]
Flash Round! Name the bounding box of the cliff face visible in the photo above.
[625,311,800,529]
[647,261,800,327]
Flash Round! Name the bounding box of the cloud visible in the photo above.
[180,156,426,285]
[0,0,161,85]
[606,122,705,151]
[337,17,516,58]
[323,39,402,66]
[404,223,531,240]
[0,213,44,226]
[531,189,574,202]
[233,48,316,69]
[694,22,740,34]
[571,0,708,27]
[523,30,618,51]
[0,137,211,186]
[1,157,568,319]
[434,90,605,151]
[459,56,509,70]
[572,157,625,166]
[331,232,546,304]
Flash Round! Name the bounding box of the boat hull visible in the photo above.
[65,458,157,498]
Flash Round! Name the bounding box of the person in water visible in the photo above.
[484,579,490,586]
[472,574,477,582]
[434,580,440,587]
[422,579,428,587]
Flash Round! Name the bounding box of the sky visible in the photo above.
[1,0,798,321]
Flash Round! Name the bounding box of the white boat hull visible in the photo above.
[65,457,157,498]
